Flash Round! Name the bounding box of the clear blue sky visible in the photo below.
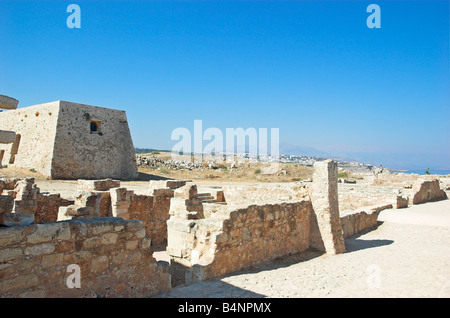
[1,1,449,170]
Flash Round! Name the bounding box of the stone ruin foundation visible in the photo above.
[0,160,448,297]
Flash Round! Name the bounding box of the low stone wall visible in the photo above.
[406,179,447,205]
[0,217,171,297]
[58,181,176,246]
[35,193,68,223]
[130,188,174,246]
[338,178,447,212]
[167,200,312,286]
[340,204,393,238]
[338,183,402,212]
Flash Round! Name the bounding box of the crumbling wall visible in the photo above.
[0,217,171,297]
[36,193,64,223]
[406,179,447,205]
[58,179,179,245]
[167,200,312,286]
[340,204,392,238]
[130,188,174,246]
[338,178,447,212]
[338,183,404,211]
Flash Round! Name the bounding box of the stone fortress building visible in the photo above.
[0,95,138,180]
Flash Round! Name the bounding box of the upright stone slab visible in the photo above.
[0,95,19,110]
[0,95,18,156]
[310,160,346,254]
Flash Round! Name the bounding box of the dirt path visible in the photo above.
[156,198,450,298]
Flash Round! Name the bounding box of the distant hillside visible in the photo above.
[279,143,332,158]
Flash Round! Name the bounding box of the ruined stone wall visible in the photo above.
[35,193,64,223]
[340,204,392,238]
[338,178,447,212]
[51,101,138,180]
[405,179,447,205]
[58,180,174,246]
[129,188,174,246]
[338,183,402,212]
[0,102,60,175]
[167,200,312,286]
[0,217,171,297]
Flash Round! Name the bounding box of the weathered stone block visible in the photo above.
[149,179,186,192]
[408,179,447,205]
[0,195,14,214]
[396,194,409,209]
[0,248,23,262]
[173,184,198,200]
[13,200,37,215]
[0,226,25,247]
[0,130,16,144]
[24,242,55,256]
[27,223,71,244]
[77,179,121,192]
[41,253,64,268]
[0,94,19,110]
[101,233,118,244]
[110,187,133,202]
[35,193,61,223]
[0,213,34,227]
[90,255,109,274]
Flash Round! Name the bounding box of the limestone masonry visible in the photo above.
[0,166,448,296]
[0,99,138,180]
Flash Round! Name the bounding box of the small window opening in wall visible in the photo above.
[90,120,102,134]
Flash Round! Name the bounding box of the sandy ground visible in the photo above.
[155,197,450,298]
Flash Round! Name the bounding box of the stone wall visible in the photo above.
[58,180,175,246]
[338,183,402,212]
[167,200,312,286]
[52,101,138,180]
[340,204,392,238]
[0,217,171,297]
[338,178,447,212]
[406,179,447,205]
[130,188,174,246]
[0,101,138,180]
[0,102,60,176]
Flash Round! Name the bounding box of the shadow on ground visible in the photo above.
[137,172,175,181]
[156,250,323,298]
[345,238,394,253]
[154,280,267,298]
[344,222,394,253]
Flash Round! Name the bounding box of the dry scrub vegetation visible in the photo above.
[137,152,314,183]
